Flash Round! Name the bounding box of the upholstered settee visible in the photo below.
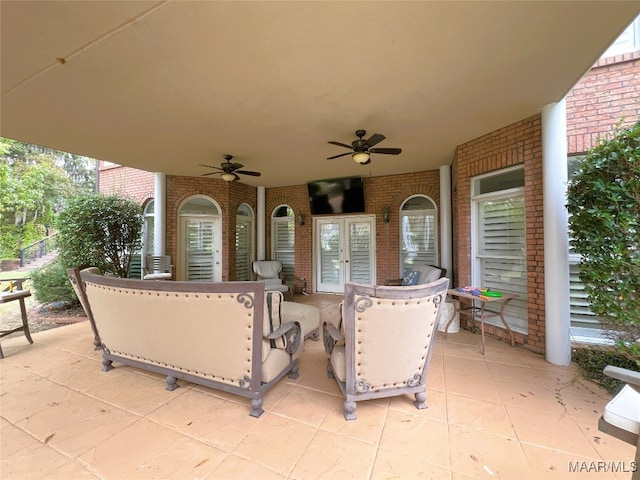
[80,271,302,417]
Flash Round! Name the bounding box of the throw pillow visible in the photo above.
[402,270,420,286]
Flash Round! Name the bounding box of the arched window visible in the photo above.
[236,203,254,281]
[271,205,295,286]
[178,196,222,281]
[128,199,154,279]
[399,195,438,274]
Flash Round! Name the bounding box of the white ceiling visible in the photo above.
[2,1,639,187]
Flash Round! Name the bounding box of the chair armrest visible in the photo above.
[384,278,403,286]
[265,320,301,354]
[604,365,640,390]
[322,321,344,354]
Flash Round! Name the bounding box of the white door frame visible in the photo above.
[313,215,376,293]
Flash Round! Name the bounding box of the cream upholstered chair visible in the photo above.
[252,260,291,299]
[385,264,447,286]
[323,277,449,420]
[599,366,640,477]
[143,255,173,280]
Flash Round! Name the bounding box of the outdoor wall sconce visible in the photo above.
[382,207,390,223]
[296,213,305,226]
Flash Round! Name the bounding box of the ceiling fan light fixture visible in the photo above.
[352,152,370,164]
[221,172,236,182]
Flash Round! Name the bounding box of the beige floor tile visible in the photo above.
[294,361,344,395]
[507,405,601,458]
[290,429,377,480]
[520,443,621,480]
[443,352,492,377]
[446,392,517,439]
[208,453,286,479]
[448,423,530,479]
[126,435,228,479]
[77,418,187,478]
[444,370,502,403]
[232,413,317,475]
[371,447,452,480]
[495,380,567,415]
[574,419,637,470]
[388,389,448,422]
[1,440,98,479]
[16,393,140,457]
[379,409,451,468]
[0,361,35,386]
[319,400,387,444]
[1,375,78,423]
[0,422,40,457]
[426,368,445,392]
[271,385,341,427]
[85,368,190,415]
[149,388,264,452]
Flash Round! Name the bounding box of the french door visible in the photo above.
[180,216,222,281]
[315,216,375,293]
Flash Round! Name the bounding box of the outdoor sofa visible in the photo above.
[79,270,304,417]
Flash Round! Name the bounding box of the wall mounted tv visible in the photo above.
[307,176,365,215]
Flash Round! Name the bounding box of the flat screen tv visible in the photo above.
[307,176,365,215]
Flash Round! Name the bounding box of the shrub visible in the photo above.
[567,122,640,367]
[31,260,78,305]
[56,193,142,277]
[572,346,638,394]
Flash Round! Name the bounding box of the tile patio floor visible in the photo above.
[0,294,635,479]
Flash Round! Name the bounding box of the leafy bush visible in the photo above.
[0,225,20,259]
[572,346,638,394]
[31,260,78,305]
[567,122,640,367]
[56,193,142,277]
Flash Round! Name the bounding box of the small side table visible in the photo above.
[0,290,34,358]
[445,288,517,354]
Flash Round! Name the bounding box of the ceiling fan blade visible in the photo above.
[227,162,244,170]
[328,141,353,149]
[236,170,261,177]
[327,152,352,160]
[199,164,223,171]
[366,133,385,148]
[200,171,220,176]
[369,147,402,155]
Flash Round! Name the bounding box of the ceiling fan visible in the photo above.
[199,155,261,182]
[327,129,402,165]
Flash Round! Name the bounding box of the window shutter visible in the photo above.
[273,219,295,285]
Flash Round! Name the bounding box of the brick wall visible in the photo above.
[452,115,545,353]
[566,53,640,154]
[98,162,154,203]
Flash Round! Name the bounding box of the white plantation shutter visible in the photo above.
[348,222,372,284]
[476,193,528,333]
[236,219,251,281]
[272,216,295,285]
[186,220,215,281]
[401,212,437,273]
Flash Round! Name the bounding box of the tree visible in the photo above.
[566,122,640,366]
[57,193,143,278]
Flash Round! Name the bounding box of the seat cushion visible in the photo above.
[603,385,640,435]
[282,302,319,339]
[330,345,346,383]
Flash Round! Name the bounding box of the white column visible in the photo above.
[542,100,571,366]
[154,172,166,256]
[257,186,266,260]
[439,165,453,279]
